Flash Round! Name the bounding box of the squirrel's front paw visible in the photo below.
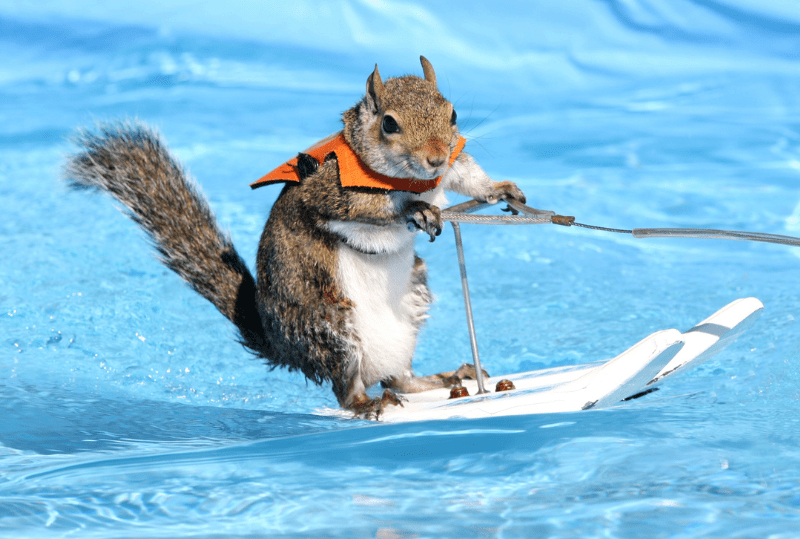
[404,201,443,242]
[484,181,526,205]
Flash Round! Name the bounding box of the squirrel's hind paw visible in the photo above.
[351,389,406,420]
[454,363,490,381]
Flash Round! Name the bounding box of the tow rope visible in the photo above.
[441,198,800,247]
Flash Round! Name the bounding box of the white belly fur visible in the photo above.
[332,187,447,387]
[336,236,419,386]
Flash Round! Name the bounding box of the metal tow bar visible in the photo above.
[440,196,800,397]
[442,199,554,395]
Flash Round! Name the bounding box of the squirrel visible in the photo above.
[64,56,526,418]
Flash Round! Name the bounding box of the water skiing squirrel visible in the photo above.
[65,56,526,418]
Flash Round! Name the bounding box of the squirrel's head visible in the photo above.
[343,56,459,181]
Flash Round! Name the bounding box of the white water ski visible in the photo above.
[320,297,763,422]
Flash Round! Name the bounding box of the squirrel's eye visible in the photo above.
[451,109,457,125]
[382,115,400,134]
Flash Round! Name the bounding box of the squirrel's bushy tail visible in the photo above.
[64,121,269,357]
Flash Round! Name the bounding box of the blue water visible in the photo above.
[2,1,800,537]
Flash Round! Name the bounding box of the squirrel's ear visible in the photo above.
[366,64,384,113]
[420,56,436,87]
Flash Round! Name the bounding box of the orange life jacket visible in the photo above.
[250,132,466,194]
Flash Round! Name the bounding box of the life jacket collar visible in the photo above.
[251,132,466,194]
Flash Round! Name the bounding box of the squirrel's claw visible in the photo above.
[436,364,489,391]
[485,181,526,205]
[380,389,406,408]
[405,201,443,242]
[351,389,406,420]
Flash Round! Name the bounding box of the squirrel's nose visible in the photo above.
[426,155,446,168]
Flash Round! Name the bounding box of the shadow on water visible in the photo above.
[1,372,682,460]
[0,382,345,455]
[0,372,683,469]
[14,399,676,481]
